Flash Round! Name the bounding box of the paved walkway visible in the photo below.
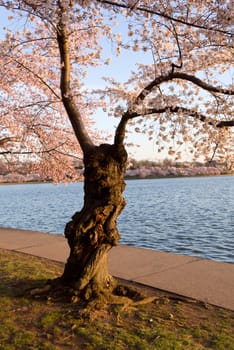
[0,227,234,311]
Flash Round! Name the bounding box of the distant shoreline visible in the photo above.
[0,173,233,186]
[125,173,233,180]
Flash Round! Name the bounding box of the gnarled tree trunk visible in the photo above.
[56,13,129,300]
[61,143,127,299]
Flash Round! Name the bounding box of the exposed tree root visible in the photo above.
[29,284,52,296]
[28,278,157,312]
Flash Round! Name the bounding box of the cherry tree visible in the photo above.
[0,0,233,301]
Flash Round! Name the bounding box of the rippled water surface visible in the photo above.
[0,176,233,263]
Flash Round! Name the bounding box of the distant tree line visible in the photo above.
[0,157,232,184]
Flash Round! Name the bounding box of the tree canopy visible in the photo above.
[0,0,233,179]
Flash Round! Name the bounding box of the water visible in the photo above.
[0,176,233,263]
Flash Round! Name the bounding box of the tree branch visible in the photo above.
[56,2,94,153]
[170,21,183,73]
[0,136,21,146]
[114,114,129,146]
[215,120,234,128]
[126,105,234,128]
[97,0,233,36]
[115,70,233,146]
[170,72,234,95]
[0,142,81,158]
[12,58,61,99]
[136,72,234,104]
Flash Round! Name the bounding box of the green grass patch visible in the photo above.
[0,248,233,350]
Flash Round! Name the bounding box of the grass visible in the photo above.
[0,248,233,350]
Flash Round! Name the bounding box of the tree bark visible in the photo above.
[61,143,127,299]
